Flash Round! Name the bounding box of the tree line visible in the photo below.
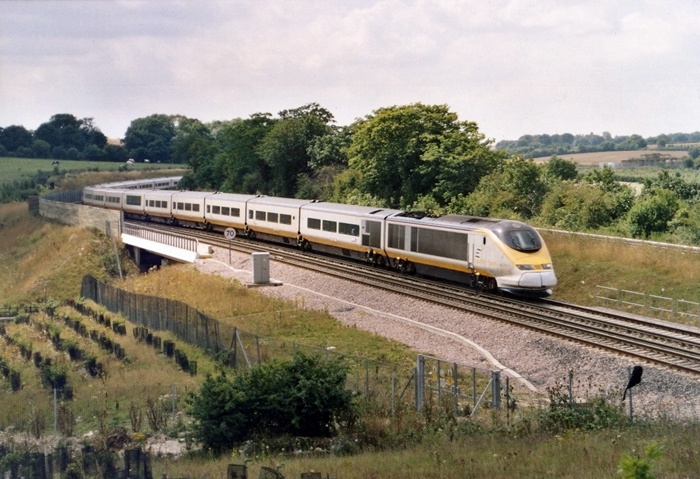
[496,131,700,159]
[3,103,700,243]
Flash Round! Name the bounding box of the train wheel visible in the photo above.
[247,229,256,240]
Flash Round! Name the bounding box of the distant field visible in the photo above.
[533,150,688,165]
[0,157,184,184]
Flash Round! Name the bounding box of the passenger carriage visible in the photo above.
[245,197,310,242]
[143,190,175,223]
[84,186,126,210]
[299,202,402,263]
[170,192,208,227]
[203,192,258,233]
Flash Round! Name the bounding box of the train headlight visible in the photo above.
[517,264,535,270]
[541,263,553,270]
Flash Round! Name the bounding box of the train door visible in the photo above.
[362,220,382,248]
[469,234,485,270]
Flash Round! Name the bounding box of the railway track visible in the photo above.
[126,220,700,375]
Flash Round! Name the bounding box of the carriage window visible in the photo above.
[267,212,278,223]
[256,210,266,221]
[212,206,220,214]
[322,220,337,233]
[280,214,292,225]
[339,222,359,236]
[126,195,142,206]
[177,202,184,210]
[185,203,192,211]
[193,204,200,212]
[148,200,154,207]
[207,205,211,213]
[307,218,321,230]
[249,210,254,219]
[222,207,230,216]
[232,208,240,217]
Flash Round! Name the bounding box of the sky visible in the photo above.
[1,0,699,143]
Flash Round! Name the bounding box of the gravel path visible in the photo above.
[195,247,700,421]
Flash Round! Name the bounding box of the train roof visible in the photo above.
[170,191,211,199]
[142,190,177,197]
[247,196,314,208]
[301,201,403,217]
[205,192,261,202]
[388,211,530,232]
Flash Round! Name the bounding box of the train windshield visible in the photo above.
[508,230,540,252]
[492,222,542,252]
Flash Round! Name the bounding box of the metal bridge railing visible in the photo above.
[122,222,199,253]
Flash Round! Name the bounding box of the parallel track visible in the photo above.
[127,220,700,375]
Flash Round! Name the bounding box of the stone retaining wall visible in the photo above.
[39,198,122,238]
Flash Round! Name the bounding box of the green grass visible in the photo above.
[0,157,184,185]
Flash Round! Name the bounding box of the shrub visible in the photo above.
[187,352,355,454]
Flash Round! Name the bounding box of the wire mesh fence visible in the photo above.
[595,285,700,324]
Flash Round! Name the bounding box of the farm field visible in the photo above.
[532,149,688,165]
[0,157,184,184]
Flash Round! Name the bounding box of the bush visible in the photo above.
[187,352,355,454]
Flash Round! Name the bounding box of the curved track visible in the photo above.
[127,221,700,375]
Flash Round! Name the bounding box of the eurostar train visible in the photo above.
[83,177,557,297]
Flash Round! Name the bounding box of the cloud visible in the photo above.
[1,0,699,140]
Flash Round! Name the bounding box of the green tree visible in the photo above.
[0,125,33,153]
[34,114,107,157]
[628,189,679,238]
[544,156,578,181]
[348,103,502,209]
[209,114,277,194]
[464,156,547,219]
[104,144,129,162]
[539,181,634,230]
[31,139,51,159]
[257,103,334,197]
[123,114,177,163]
[187,352,354,454]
